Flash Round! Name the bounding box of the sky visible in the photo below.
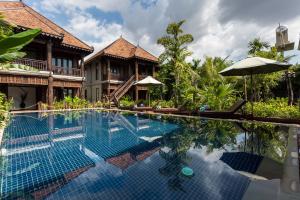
[17,0,300,63]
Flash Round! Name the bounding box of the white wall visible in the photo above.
[8,86,37,110]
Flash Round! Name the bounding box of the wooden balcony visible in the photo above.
[52,66,81,77]
[11,58,82,77]
[13,58,47,71]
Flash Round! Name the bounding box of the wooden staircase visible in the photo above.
[109,75,136,105]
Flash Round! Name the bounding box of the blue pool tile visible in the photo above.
[0,111,288,199]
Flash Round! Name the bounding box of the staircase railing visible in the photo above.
[109,75,136,103]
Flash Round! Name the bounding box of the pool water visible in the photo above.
[0,111,296,199]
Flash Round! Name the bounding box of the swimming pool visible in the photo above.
[0,110,299,199]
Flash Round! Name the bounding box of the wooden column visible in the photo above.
[47,40,53,109]
[47,41,52,71]
[107,59,111,98]
[80,56,85,98]
[152,64,155,77]
[135,60,138,101]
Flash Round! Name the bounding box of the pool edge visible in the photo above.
[10,108,300,127]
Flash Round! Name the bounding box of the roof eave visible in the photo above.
[16,26,63,40]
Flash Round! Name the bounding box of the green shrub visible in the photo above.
[151,100,175,108]
[94,101,103,108]
[246,98,300,119]
[199,83,237,111]
[53,96,90,110]
[0,92,12,127]
[119,95,135,108]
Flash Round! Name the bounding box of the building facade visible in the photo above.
[85,37,158,103]
[0,2,93,110]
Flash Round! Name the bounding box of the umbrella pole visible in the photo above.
[251,73,254,118]
[244,76,247,101]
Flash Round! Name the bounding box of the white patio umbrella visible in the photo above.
[219,56,291,115]
[134,76,163,106]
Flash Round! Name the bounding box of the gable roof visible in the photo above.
[0,1,93,53]
[86,37,158,64]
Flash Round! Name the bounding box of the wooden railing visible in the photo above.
[110,74,123,80]
[12,58,48,71]
[10,58,82,77]
[52,66,81,77]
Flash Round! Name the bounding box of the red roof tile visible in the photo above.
[0,1,93,52]
[86,37,158,63]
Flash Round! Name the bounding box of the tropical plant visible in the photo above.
[0,13,13,39]
[199,83,236,111]
[53,96,90,109]
[0,12,41,65]
[0,92,12,127]
[245,98,300,119]
[157,20,195,106]
[119,95,135,108]
[246,38,285,102]
[248,37,270,55]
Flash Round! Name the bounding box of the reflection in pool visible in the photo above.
[0,111,297,199]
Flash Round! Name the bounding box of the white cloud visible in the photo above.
[39,0,300,63]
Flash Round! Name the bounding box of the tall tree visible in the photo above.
[157,20,194,106]
[248,38,270,55]
[247,38,284,102]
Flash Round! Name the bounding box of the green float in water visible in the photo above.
[181,167,194,176]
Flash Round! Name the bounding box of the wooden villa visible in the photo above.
[0,1,93,110]
[85,37,159,104]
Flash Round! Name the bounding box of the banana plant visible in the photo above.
[0,28,41,64]
[0,13,41,65]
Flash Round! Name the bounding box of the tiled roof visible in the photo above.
[0,1,93,52]
[86,37,158,63]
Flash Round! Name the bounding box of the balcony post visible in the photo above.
[80,56,84,77]
[47,40,53,109]
[135,60,138,101]
[47,40,52,71]
[152,64,155,77]
[107,59,111,98]
[80,56,85,98]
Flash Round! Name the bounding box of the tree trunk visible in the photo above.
[175,74,179,107]
[288,76,294,105]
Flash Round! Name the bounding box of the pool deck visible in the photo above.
[242,127,300,200]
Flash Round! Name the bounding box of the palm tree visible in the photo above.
[157,20,194,106]
[248,38,270,55]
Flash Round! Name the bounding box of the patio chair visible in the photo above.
[199,99,246,117]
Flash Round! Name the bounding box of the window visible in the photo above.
[52,58,73,68]
[110,66,120,74]
[85,89,87,99]
[63,89,73,98]
[57,58,62,67]
[63,59,68,68]
[96,88,99,101]
[52,58,56,66]
[68,60,73,68]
